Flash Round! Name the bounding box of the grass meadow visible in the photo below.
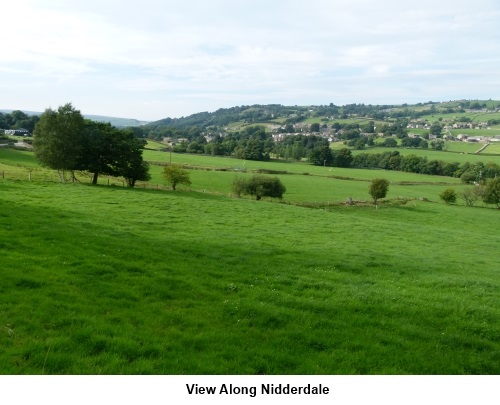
[1,148,500,374]
[351,145,500,165]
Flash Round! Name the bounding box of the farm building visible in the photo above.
[4,128,30,136]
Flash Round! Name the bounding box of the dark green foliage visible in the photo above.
[369,178,390,204]
[351,152,500,182]
[0,110,39,132]
[33,103,85,176]
[331,148,353,167]
[115,138,151,187]
[33,104,150,187]
[430,139,445,150]
[440,188,457,204]
[382,137,398,147]
[401,137,428,148]
[233,175,286,200]
[275,135,327,161]
[430,121,444,136]
[482,177,500,208]
[308,144,333,166]
[79,121,124,184]
[310,123,320,132]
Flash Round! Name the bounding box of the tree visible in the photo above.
[382,137,397,147]
[332,148,353,167]
[430,139,445,150]
[460,186,484,207]
[430,121,444,137]
[309,144,333,166]
[110,129,150,187]
[310,123,320,132]
[439,188,457,204]
[163,164,192,190]
[369,178,389,204]
[33,103,85,181]
[79,121,123,184]
[482,177,500,208]
[235,175,286,200]
[231,176,248,197]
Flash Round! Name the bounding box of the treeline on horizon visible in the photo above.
[0,110,40,133]
[141,99,500,137]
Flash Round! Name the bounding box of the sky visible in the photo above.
[1,0,500,121]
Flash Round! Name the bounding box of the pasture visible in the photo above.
[351,146,500,165]
[1,147,500,374]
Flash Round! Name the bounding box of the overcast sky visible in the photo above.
[1,0,499,121]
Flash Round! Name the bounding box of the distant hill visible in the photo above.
[144,99,500,132]
[0,109,149,128]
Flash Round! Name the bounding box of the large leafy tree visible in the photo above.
[79,120,123,184]
[33,103,150,187]
[308,144,333,166]
[112,130,151,187]
[332,148,353,167]
[33,103,85,180]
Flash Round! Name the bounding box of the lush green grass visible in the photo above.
[352,146,500,164]
[144,149,465,203]
[482,143,500,154]
[444,142,482,153]
[2,147,500,375]
[145,140,168,150]
[1,179,499,375]
[0,147,467,204]
[448,128,500,138]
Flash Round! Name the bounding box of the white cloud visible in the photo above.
[1,0,499,120]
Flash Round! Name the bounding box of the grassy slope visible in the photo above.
[1,180,499,375]
[1,147,500,374]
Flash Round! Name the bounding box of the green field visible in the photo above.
[1,147,500,374]
[483,143,500,154]
[351,146,500,165]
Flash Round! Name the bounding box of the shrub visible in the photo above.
[439,188,457,204]
[460,186,484,207]
[232,175,286,200]
[231,176,247,198]
[482,177,500,208]
[162,164,191,190]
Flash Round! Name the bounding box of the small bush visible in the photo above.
[460,186,484,207]
[439,188,457,204]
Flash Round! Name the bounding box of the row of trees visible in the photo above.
[0,110,40,133]
[348,150,500,182]
[33,104,150,186]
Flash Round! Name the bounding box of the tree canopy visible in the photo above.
[232,175,286,200]
[369,178,390,204]
[33,103,150,186]
[33,103,85,179]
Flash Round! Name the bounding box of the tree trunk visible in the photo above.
[92,172,99,185]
